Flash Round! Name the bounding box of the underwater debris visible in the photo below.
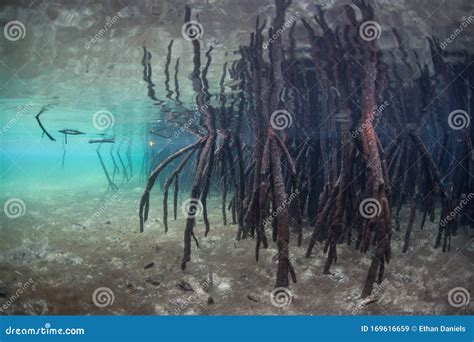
[72,222,87,229]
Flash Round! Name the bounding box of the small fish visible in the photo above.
[88,138,115,144]
[144,262,155,270]
[220,89,242,95]
[223,79,241,87]
[177,280,193,292]
[224,55,242,62]
[146,277,161,286]
[247,294,259,302]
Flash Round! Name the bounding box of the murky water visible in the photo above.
[1,0,473,315]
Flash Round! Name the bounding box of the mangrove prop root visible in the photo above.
[139,138,205,232]
[135,0,469,300]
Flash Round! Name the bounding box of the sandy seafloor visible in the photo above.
[0,187,473,315]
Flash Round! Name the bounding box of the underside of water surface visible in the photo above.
[0,0,473,315]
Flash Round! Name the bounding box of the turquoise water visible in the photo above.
[1,0,473,317]
[0,97,156,194]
